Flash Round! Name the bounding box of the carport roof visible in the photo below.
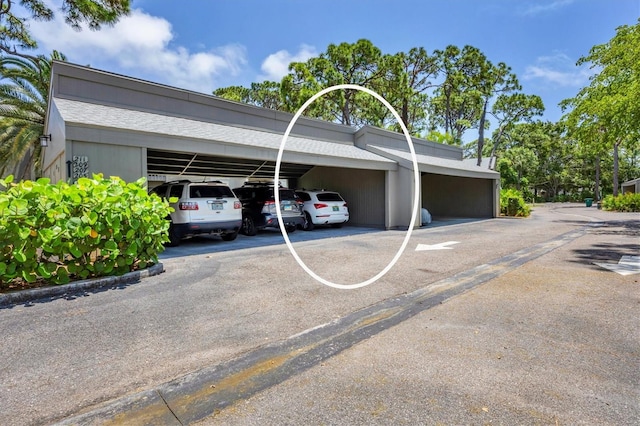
[366,145,500,179]
[52,97,498,180]
[53,98,396,171]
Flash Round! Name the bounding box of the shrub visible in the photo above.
[601,193,640,212]
[0,174,172,287]
[500,188,531,217]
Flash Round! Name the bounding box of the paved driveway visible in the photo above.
[0,204,638,425]
[157,224,387,259]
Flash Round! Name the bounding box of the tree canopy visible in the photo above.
[0,0,130,58]
[0,51,65,178]
[215,39,540,168]
[561,18,640,196]
[213,34,638,198]
[0,0,130,179]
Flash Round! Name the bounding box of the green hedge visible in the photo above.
[0,174,172,287]
[500,188,531,217]
[602,193,640,212]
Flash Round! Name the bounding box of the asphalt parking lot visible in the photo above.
[1,204,638,425]
[157,223,390,259]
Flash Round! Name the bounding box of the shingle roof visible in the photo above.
[53,98,395,165]
[367,145,500,179]
[53,98,498,180]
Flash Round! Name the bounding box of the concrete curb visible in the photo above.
[0,262,164,308]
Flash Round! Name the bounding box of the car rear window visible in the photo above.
[150,185,167,197]
[233,188,250,200]
[169,185,184,199]
[317,192,344,202]
[189,185,234,198]
[279,189,297,200]
[296,192,311,201]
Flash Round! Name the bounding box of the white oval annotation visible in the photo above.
[274,84,420,289]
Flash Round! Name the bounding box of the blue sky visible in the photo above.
[28,0,639,127]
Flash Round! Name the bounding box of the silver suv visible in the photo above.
[150,180,242,246]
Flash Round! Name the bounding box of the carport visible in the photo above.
[359,128,500,220]
[44,91,398,228]
[41,61,499,230]
[143,147,394,228]
[146,150,314,180]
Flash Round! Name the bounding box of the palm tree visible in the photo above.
[0,51,65,179]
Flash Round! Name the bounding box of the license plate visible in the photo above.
[283,205,293,211]
[209,203,223,210]
[332,206,339,211]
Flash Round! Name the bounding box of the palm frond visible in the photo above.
[0,51,63,178]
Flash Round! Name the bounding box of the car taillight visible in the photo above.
[314,203,328,209]
[264,200,275,206]
[234,201,242,209]
[179,202,198,210]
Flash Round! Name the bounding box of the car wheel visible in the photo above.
[221,231,238,241]
[242,216,257,236]
[302,212,314,231]
[167,222,182,246]
[286,224,296,233]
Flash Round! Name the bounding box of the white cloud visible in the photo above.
[523,52,593,87]
[258,44,318,82]
[28,8,248,93]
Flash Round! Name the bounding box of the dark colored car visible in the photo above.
[233,182,306,236]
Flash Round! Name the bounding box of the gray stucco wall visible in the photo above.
[52,62,356,144]
[41,100,66,180]
[43,61,499,228]
[298,167,385,228]
[422,173,495,218]
[70,141,144,183]
[386,165,419,229]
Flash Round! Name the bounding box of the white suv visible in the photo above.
[150,180,242,246]
[295,189,349,231]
